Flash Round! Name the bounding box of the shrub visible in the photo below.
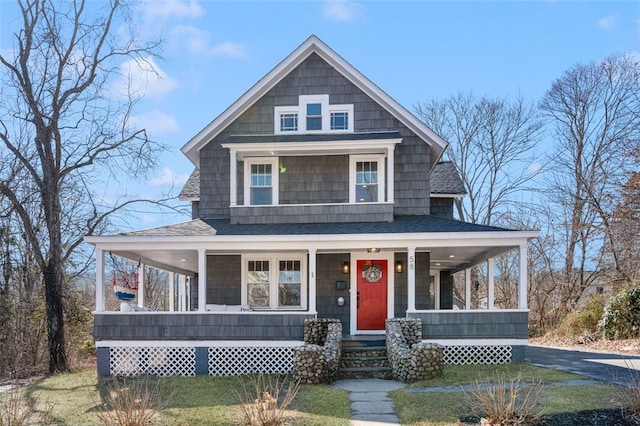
[462,372,543,425]
[96,376,166,426]
[558,295,605,338]
[0,390,53,426]
[234,374,301,426]
[599,285,640,340]
[610,361,640,423]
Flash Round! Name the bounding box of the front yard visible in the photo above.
[0,363,633,425]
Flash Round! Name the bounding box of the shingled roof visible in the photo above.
[431,161,466,195]
[178,160,465,201]
[116,215,510,238]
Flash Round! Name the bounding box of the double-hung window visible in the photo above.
[274,95,353,134]
[245,158,279,205]
[243,255,306,309]
[349,155,385,203]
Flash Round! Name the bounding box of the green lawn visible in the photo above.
[391,363,618,426]
[0,364,624,426]
[2,370,350,425]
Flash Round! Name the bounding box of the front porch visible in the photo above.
[86,216,537,376]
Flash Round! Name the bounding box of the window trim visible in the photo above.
[274,94,354,134]
[349,154,386,203]
[241,253,308,310]
[244,157,279,206]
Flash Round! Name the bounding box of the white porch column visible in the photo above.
[308,248,317,314]
[387,146,395,203]
[168,271,175,312]
[95,248,105,312]
[198,248,207,312]
[465,268,471,310]
[178,274,187,311]
[518,243,528,309]
[488,258,495,310]
[229,149,237,207]
[407,246,416,312]
[137,262,145,307]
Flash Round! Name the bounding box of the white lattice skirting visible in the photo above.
[104,343,513,376]
[110,347,196,376]
[442,345,512,365]
[209,346,295,376]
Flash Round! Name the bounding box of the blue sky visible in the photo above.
[1,0,639,230]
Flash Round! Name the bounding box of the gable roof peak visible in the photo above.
[181,35,447,169]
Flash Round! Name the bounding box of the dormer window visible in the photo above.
[306,103,322,130]
[275,94,353,134]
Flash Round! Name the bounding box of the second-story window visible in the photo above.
[356,161,378,202]
[306,103,322,130]
[245,158,279,206]
[330,112,349,130]
[349,155,385,203]
[274,95,353,134]
[280,113,298,132]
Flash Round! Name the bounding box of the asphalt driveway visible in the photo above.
[526,345,640,387]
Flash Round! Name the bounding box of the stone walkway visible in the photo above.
[333,378,404,425]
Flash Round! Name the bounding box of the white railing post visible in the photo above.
[309,248,317,314]
[465,268,471,310]
[178,274,187,311]
[518,243,528,309]
[488,258,495,310]
[407,246,416,311]
[138,262,145,308]
[95,248,105,312]
[168,271,175,312]
[198,248,207,312]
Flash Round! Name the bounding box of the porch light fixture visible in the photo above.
[342,261,350,274]
[367,248,380,253]
[395,260,403,274]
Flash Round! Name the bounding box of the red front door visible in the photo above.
[356,260,388,330]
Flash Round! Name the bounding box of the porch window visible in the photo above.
[244,158,279,205]
[349,155,385,203]
[278,260,301,307]
[248,260,270,307]
[243,255,306,309]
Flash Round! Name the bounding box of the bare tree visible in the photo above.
[0,0,165,373]
[415,93,543,225]
[540,53,640,306]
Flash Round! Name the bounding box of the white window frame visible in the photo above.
[349,155,386,203]
[241,253,308,310]
[274,94,354,134]
[274,106,299,132]
[244,157,279,206]
[429,273,441,310]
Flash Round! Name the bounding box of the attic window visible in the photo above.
[274,95,353,134]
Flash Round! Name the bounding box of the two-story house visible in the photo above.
[86,35,537,377]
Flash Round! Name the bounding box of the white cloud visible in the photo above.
[149,167,190,187]
[129,110,178,136]
[171,26,248,58]
[114,56,179,100]
[597,15,616,31]
[141,0,203,21]
[324,0,363,22]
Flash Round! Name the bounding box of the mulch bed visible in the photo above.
[460,409,640,425]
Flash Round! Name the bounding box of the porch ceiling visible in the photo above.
[108,244,519,276]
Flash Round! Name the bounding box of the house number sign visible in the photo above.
[409,255,415,271]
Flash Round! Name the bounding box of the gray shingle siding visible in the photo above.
[409,311,529,340]
[430,198,454,219]
[207,255,241,305]
[316,254,351,335]
[196,53,432,220]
